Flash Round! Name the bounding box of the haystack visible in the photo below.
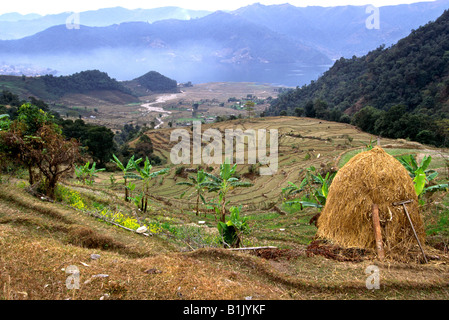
[316,146,425,257]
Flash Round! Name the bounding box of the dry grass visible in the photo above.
[2,216,448,300]
[0,178,448,300]
[2,114,449,300]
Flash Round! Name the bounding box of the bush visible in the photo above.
[217,206,250,248]
[175,166,185,176]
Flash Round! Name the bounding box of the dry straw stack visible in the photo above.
[316,146,425,258]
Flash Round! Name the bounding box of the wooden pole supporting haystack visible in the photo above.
[372,204,385,261]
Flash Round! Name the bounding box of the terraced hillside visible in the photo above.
[133,116,446,213]
[92,116,449,256]
[1,116,449,301]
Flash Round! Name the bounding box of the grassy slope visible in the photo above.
[1,116,449,300]
[1,182,449,300]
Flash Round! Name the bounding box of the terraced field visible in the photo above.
[2,115,449,301]
[129,116,446,212]
[91,116,449,254]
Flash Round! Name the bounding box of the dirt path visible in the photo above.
[141,93,183,112]
[140,92,184,128]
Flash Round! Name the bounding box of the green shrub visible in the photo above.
[217,206,250,248]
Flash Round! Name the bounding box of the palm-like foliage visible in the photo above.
[202,163,252,222]
[176,169,208,216]
[282,166,335,209]
[397,154,447,196]
[127,157,169,213]
[217,205,249,248]
[110,154,142,202]
[74,161,105,185]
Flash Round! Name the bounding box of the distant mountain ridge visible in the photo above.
[0,11,330,65]
[0,12,42,22]
[0,6,211,39]
[0,11,332,86]
[1,1,449,86]
[233,0,449,59]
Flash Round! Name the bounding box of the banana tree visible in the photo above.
[202,163,252,222]
[127,157,169,213]
[176,169,208,216]
[75,161,105,185]
[110,154,142,202]
[217,205,249,248]
[282,166,335,209]
[398,154,448,197]
[127,182,143,209]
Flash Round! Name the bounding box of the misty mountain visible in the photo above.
[233,0,449,59]
[1,1,449,87]
[0,11,329,64]
[0,6,211,40]
[0,11,332,86]
[0,12,42,22]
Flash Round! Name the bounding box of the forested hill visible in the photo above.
[123,71,179,96]
[0,70,135,101]
[41,70,133,97]
[267,9,449,147]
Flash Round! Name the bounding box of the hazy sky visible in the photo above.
[0,0,437,15]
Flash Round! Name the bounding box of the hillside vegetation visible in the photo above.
[2,112,448,300]
[41,70,134,98]
[268,9,449,147]
[0,69,182,105]
[0,70,137,103]
[123,71,179,96]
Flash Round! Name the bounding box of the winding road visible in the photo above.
[140,92,183,129]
